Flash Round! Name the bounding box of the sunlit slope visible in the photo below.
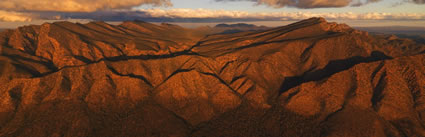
[0,17,424,137]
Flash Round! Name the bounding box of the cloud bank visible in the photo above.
[137,8,425,20]
[215,0,376,8]
[410,0,425,4]
[0,0,424,22]
[37,8,425,23]
[0,10,33,21]
[1,8,425,22]
[0,0,422,14]
[216,0,423,8]
[0,0,170,21]
[0,0,171,12]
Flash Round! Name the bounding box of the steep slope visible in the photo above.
[0,17,424,137]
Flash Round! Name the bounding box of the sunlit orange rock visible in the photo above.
[0,17,424,137]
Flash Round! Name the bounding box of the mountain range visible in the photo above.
[0,17,425,137]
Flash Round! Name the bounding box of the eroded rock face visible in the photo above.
[0,17,425,137]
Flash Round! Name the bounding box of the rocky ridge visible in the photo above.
[0,17,424,137]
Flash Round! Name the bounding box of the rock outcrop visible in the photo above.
[0,17,424,137]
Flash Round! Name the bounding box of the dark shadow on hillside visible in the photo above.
[279,51,392,94]
[395,34,425,44]
[216,29,246,35]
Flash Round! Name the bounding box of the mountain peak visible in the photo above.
[316,17,327,22]
[298,17,327,24]
[306,17,352,32]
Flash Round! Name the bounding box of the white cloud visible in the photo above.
[0,0,171,12]
[0,10,34,22]
[142,8,251,18]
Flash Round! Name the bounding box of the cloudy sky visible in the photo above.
[0,0,424,28]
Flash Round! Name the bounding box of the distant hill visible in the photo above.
[355,26,425,35]
[356,26,425,43]
[212,23,269,34]
[215,23,257,28]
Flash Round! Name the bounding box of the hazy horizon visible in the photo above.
[1,19,425,29]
